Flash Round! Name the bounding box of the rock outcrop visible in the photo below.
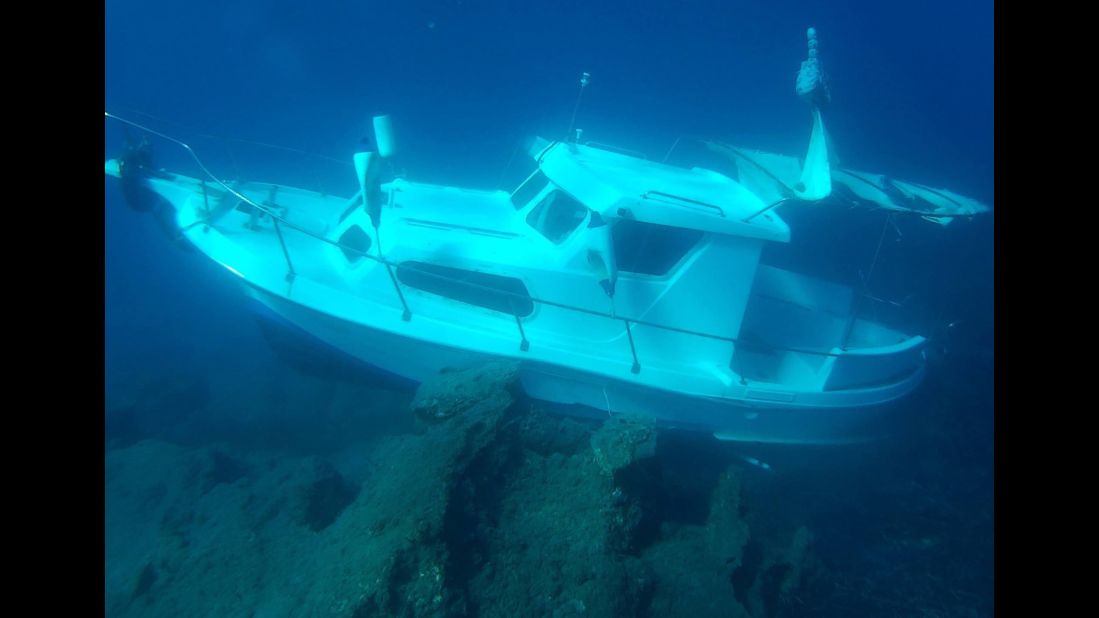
[106,361,811,618]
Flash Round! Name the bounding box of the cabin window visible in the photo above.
[510,170,550,210]
[526,190,588,244]
[338,224,372,264]
[613,219,704,275]
[396,261,534,317]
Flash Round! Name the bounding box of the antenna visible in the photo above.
[566,71,591,142]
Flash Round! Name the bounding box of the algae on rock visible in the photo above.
[590,413,657,475]
[106,361,813,618]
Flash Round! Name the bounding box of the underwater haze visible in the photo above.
[105,1,994,617]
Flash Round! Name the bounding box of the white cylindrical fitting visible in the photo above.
[373,114,397,158]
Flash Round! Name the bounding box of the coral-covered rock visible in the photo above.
[706,466,751,566]
[410,361,522,423]
[106,362,797,618]
[194,448,249,494]
[291,458,359,532]
[590,414,656,475]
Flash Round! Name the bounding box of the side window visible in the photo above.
[396,262,534,317]
[510,170,549,210]
[338,224,372,264]
[526,190,588,244]
[613,219,704,276]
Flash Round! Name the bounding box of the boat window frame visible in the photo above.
[520,186,591,247]
[395,261,535,317]
[611,218,708,278]
[510,169,551,211]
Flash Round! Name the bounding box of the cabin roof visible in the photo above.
[532,138,789,242]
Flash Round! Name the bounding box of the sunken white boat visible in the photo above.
[104,29,989,444]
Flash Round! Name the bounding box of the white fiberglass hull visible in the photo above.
[104,157,928,445]
[247,284,922,444]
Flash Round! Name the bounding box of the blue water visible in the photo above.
[105,1,993,616]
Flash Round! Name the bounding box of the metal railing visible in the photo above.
[108,112,862,380]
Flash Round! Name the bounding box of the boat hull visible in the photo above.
[244,283,921,445]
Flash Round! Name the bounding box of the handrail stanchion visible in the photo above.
[384,264,412,321]
[265,185,296,284]
[624,320,641,374]
[510,298,530,351]
[841,212,891,349]
[271,218,297,284]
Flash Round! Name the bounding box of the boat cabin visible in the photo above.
[327,137,822,384]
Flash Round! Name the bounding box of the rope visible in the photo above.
[107,107,350,167]
[865,212,892,290]
[864,213,893,323]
